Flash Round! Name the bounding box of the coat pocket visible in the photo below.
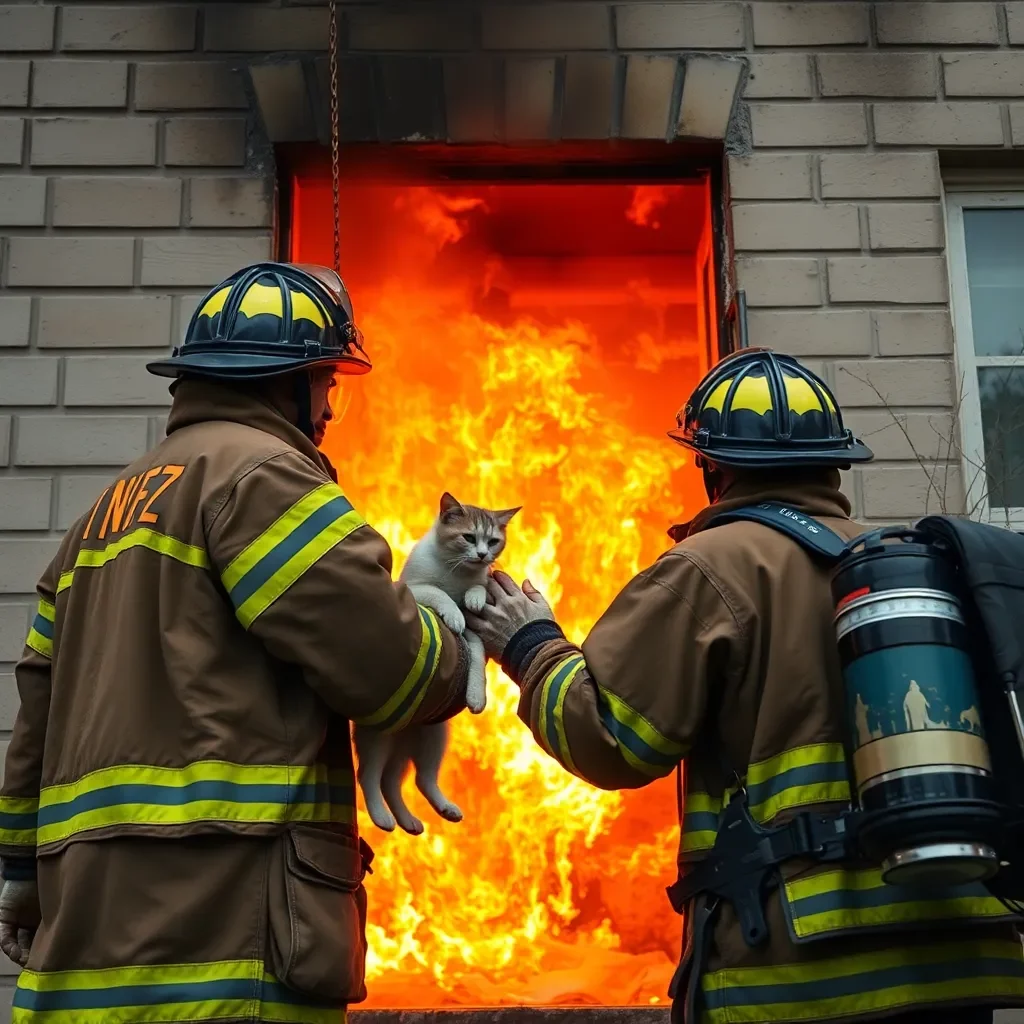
[267,826,368,1004]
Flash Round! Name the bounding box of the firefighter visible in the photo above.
[0,262,470,1022]
[466,348,1024,1024]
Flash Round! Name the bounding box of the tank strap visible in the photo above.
[666,790,856,943]
[707,501,848,562]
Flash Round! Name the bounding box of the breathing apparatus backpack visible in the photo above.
[665,502,1024,1023]
[682,502,1024,897]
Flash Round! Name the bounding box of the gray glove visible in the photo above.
[0,879,40,967]
[464,571,557,661]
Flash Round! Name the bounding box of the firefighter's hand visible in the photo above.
[465,571,556,660]
[0,879,40,967]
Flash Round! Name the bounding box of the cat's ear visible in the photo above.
[494,506,522,527]
[439,492,465,521]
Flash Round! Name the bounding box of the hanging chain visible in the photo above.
[328,0,341,276]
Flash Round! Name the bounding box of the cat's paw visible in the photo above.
[466,686,487,715]
[438,605,465,634]
[438,800,463,823]
[463,585,487,614]
[366,806,397,832]
[396,813,425,836]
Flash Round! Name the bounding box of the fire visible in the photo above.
[293,168,715,1006]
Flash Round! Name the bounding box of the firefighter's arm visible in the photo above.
[0,564,59,878]
[206,451,468,729]
[506,553,742,790]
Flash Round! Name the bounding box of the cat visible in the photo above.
[354,493,521,835]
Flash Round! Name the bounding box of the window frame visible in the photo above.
[945,189,1024,527]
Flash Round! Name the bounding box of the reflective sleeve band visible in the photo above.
[596,685,685,778]
[0,796,38,850]
[354,605,442,733]
[537,654,585,774]
[25,599,54,660]
[221,482,366,629]
[36,761,354,847]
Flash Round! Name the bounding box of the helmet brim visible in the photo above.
[146,350,372,380]
[667,429,874,468]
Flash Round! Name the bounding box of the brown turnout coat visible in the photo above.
[0,379,467,1024]
[515,472,1024,1023]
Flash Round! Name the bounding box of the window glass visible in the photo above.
[978,366,1024,509]
[964,208,1024,357]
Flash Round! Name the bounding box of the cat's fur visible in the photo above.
[354,493,521,834]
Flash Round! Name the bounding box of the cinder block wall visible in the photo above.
[0,0,1022,1014]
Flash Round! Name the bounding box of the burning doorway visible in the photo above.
[284,145,721,1008]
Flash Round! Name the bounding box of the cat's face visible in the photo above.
[435,492,520,568]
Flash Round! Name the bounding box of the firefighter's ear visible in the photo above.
[440,492,465,521]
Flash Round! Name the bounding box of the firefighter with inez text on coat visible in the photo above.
[466,348,1024,1024]
[0,262,471,1023]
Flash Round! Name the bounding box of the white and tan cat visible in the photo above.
[354,493,521,834]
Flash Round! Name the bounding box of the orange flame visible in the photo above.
[300,175,714,1006]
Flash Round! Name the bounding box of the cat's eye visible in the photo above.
[462,534,475,543]
[488,538,499,547]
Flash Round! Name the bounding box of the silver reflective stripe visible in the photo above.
[835,587,964,640]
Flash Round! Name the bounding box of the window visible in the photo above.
[946,192,1024,525]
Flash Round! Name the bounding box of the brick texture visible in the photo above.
[616,4,745,49]
[347,7,475,51]
[165,118,246,166]
[820,153,941,198]
[203,7,325,52]
[873,103,1003,146]
[867,204,945,250]
[751,3,869,46]
[874,310,954,356]
[188,178,271,228]
[37,297,173,349]
[622,56,677,139]
[0,61,29,105]
[0,298,31,347]
[743,55,812,99]
[876,3,1000,45]
[728,154,813,199]
[53,178,182,228]
[737,258,823,307]
[0,539,61,593]
[140,236,271,287]
[818,54,938,98]
[32,60,128,108]
[8,238,136,288]
[0,176,45,226]
[0,478,52,531]
[505,59,556,140]
[827,257,949,304]
[62,7,196,52]
[0,117,24,164]
[750,103,868,147]
[482,5,609,49]
[32,117,157,166]
[135,62,247,111]
[0,605,31,661]
[14,415,149,467]
[0,6,55,52]
[733,202,860,251]
[0,357,59,406]
[57,475,110,531]
[65,357,173,407]
[747,310,872,357]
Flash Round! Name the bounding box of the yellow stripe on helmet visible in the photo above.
[198,282,328,329]
[704,372,836,418]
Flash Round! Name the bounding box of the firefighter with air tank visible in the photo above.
[468,348,1024,1024]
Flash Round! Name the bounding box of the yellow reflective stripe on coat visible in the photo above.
[682,743,850,856]
[537,654,585,773]
[25,598,55,659]
[12,960,344,1024]
[222,481,365,629]
[701,937,1024,1023]
[354,605,442,733]
[596,685,685,778]
[36,761,355,847]
[783,866,1017,941]
[56,528,209,595]
[0,796,38,849]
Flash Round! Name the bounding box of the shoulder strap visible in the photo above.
[706,501,848,563]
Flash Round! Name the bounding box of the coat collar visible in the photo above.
[164,378,338,481]
[668,469,852,543]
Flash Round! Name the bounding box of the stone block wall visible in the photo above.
[1,0,1024,1015]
